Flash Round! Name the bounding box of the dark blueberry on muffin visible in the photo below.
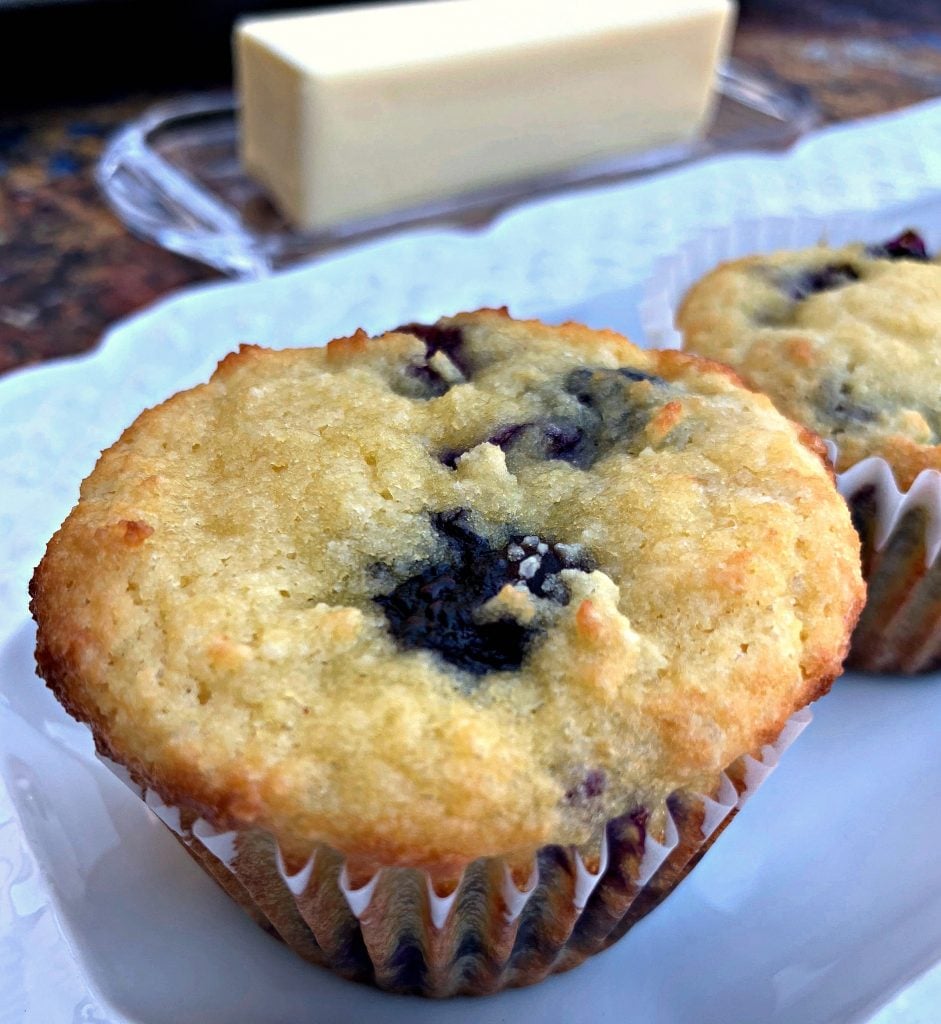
[394,321,470,398]
[561,366,677,467]
[777,263,860,302]
[374,510,593,676]
[565,768,607,803]
[816,378,879,432]
[441,365,675,472]
[866,229,929,261]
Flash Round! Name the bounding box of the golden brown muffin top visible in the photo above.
[30,310,863,876]
[677,232,941,488]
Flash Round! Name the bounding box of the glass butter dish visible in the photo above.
[97,61,818,278]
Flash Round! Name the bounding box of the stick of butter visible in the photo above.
[236,0,735,233]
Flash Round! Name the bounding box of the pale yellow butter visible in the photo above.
[236,0,735,232]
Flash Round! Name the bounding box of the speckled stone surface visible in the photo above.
[2,2,941,378]
[0,98,216,376]
[735,0,941,122]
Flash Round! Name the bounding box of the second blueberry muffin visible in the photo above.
[678,233,941,672]
[30,310,863,994]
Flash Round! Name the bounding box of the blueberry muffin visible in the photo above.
[677,232,941,672]
[30,309,863,995]
[677,230,938,487]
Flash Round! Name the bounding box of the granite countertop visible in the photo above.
[3,1,941,377]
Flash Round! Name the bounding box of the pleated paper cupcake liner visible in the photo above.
[641,206,941,675]
[98,708,810,997]
[837,456,941,673]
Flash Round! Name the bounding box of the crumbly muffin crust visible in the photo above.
[677,232,941,488]
[30,310,863,876]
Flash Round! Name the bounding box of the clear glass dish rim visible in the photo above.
[96,59,819,278]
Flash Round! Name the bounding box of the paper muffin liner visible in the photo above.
[835,454,941,673]
[641,208,941,675]
[97,708,809,997]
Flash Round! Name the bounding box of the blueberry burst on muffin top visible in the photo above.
[29,310,862,870]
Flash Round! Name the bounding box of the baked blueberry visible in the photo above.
[816,378,878,432]
[440,366,676,470]
[374,510,594,676]
[565,768,607,803]
[394,321,470,398]
[562,366,676,467]
[560,367,674,467]
[777,263,860,302]
[867,229,930,261]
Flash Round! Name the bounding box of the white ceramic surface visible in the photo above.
[6,97,941,1023]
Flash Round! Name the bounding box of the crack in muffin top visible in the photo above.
[677,233,941,487]
[29,309,863,874]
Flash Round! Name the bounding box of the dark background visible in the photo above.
[2,0,940,111]
[0,0,327,110]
